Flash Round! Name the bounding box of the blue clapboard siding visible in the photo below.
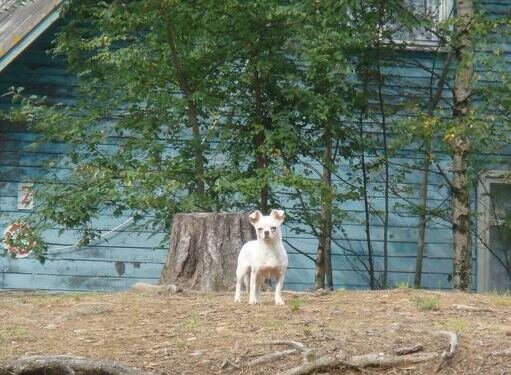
[0,23,169,292]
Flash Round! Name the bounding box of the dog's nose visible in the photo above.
[264,230,270,236]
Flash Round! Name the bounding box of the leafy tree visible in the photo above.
[8,0,235,240]
[6,0,511,292]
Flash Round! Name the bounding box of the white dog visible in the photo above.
[234,209,288,305]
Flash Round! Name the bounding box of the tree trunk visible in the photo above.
[358,60,377,290]
[166,21,206,196]
[375,0,390,289]
[359,114,376,290]
[451,0,474,291]
[315,122,333,291]
[451,138,472,290]
[415,144,430,289]
[253,68,270,213]
[314,243,326,290]
[160,212,255,291]
[415,50,454,289]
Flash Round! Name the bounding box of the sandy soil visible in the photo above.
[1,288,510,374]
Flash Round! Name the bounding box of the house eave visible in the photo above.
[0,0,63,74]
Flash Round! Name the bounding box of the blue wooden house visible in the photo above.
[0,0,169,290]
[0,0,509,292]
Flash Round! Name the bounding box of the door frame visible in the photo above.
[477,170,511,292]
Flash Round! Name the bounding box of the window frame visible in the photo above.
[391,0,455,49]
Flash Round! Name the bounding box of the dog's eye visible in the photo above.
[271,227,276,231]
[257,228,263,231]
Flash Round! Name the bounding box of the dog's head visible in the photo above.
[249,209,285,242]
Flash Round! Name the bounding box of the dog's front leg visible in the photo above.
[274,271,286,305]
[249,269,259,305]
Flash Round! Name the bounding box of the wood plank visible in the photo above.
[0,273,159,292]
[43,246,169,263]
[285,224,453,243]
[1,257,164,279]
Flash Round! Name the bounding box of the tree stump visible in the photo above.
[160,212,255,291]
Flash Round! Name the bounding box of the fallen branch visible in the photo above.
[254,330,458,375]
[220,358,240,371]
[351,352,439,368]
[248,349,297,366]
[0,355,157,375]
[283,355,363,375]
[259,341,362,375]
[434,330,458,372]
[489,348,511,357]
[394,344,424,356]
[257,340,314,362]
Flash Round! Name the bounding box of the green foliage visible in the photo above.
[4,0,369,247]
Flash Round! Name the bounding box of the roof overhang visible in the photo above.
[0,0,63,73]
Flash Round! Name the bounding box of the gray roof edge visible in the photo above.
[0,0,63,74]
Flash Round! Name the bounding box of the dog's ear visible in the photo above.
[249,210,262,225]
[270,209,285,224]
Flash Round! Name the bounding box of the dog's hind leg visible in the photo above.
[244,274,250,292]
[248,269,259,305]
[235,267,248,303]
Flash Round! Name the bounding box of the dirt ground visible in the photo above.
[1,288,511,374]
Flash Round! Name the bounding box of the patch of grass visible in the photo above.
[0,298,22,309]
[266,319,283,332]
[412,295,440,311]
[290,296,303,312]
[0,326,29,342]
[175,339,189,351]
[486,290,511,307]
[439,318,468,333]
[394,280,411,289]
[183,312,199,331]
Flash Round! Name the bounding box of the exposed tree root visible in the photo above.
[394,343,424,355]
[435,330,458,372]
[248,349,297,366]
[351,352,439,368]
[221,358,241,371]
[251,331,458,375]
[0,355,157,375]
[283,355,363,375]
[256,340,314,364]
